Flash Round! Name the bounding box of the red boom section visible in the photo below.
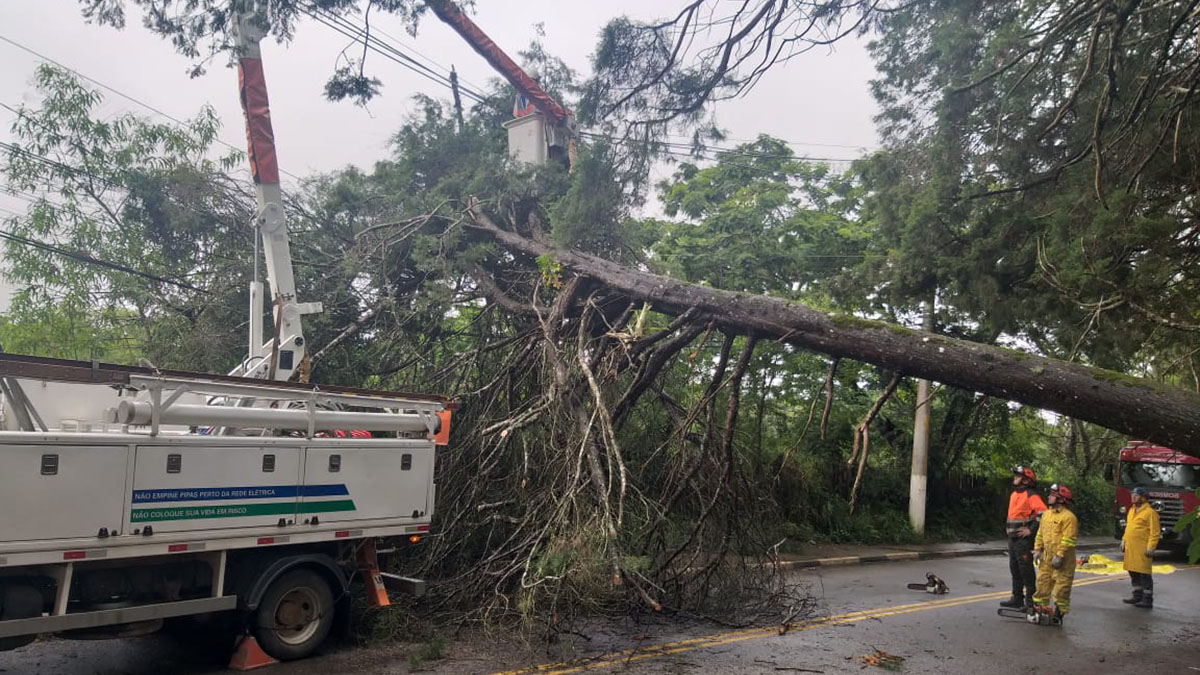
[426,0,571,125]
[238,57,280,185]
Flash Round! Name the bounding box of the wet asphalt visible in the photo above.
[1,547,1195,674]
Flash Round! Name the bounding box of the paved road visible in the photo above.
[1,548,1195,674]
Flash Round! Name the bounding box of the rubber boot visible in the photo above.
[1051,609,1065,626]
[1122,589,1143,605]
[1134,592,1153,609]
[999,596,1023,608]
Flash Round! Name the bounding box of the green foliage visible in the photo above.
[1,64,247,371]
[75,0,435,83]
[649,136,867,301]
[15,8,1189,631]
[324,65,382,106]
[0,306,141,363]
[861,0,1200,377]
[548,142,628,257]
[534,253,562,290]
[1173,490,1200,564]
[407,635,450,670]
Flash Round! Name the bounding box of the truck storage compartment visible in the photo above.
[0,444,129,542]
[301,444,432,522]
[129,446,301,533]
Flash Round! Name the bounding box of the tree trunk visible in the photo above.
[468,208,1200,456]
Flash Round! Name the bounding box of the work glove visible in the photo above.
[1050,555,1063,569]
[1033,550,1043,565]
[1146,547,1155,556]
[1120,541,1126,553]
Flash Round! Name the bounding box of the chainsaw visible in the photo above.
[997,605,1063,626]
[906,572,949,595]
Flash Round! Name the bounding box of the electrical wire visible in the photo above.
[367,21,489,92]
[0,33,307,185]
[0,140,126,191]
[304,8,491,105]
[0,226,206,292]
[663,132,876,152]
[0,144,206,292]
[315,8,491,102]
[577,131,858,164]
[310,15,866,164]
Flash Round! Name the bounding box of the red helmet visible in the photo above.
[1049,483,1073,504]
[1012,465,1036,482]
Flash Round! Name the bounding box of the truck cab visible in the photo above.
[1107,442,1199,551]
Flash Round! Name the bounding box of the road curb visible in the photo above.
[777,541,1116,570]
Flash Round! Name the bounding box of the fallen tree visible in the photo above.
[467,201,1200,456]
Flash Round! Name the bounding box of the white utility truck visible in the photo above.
[0,5,453,664]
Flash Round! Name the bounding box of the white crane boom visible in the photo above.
[229,5,322,382]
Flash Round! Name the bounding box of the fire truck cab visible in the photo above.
[1106,442,1199,551]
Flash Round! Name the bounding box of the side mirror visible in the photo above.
[1103,462,1115,482]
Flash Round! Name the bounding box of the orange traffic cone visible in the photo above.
[228,633,278,671]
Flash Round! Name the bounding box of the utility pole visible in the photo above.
[449,65,464,131]
[909,297,935,535]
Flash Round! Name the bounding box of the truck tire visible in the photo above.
[252,568,335,661]
[0,583,43,651]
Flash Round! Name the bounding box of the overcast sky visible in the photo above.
[0,0,880,309]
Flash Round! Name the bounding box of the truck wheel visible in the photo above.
[252,569,335,661]
[0,583,43,651]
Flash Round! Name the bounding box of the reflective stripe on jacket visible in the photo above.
[1034,506,1078,557]
[1006,489,1047,536]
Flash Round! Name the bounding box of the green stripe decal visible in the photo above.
[131,500,356,523]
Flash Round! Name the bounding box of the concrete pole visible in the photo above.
[909,298,935,535]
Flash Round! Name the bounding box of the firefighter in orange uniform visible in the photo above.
[1032,483,1078,624]
[1000,465,1047,610]
[1121,486,1160,609]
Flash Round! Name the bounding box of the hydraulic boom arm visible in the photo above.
[230,6,322,382]
[425,0,571,125]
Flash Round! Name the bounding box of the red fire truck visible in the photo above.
[1106,442,1200,551]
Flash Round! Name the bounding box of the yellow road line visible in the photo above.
[487,591,1005,675]
[490,575,1129,675]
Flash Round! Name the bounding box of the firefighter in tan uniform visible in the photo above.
[1032,483,1078,625]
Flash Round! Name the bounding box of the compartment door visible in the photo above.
[0,444,129,542]
[302,444,433,523]
[130,446,301,533]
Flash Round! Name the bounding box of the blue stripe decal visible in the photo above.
[132,484,348,504]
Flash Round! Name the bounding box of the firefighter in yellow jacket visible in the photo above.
[1032,483,1078,625]
[1121,486,1160,609]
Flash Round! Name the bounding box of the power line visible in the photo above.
[304,8,491,105]
[665,132,876,152]
[578,131,858,164]
[310,12,870,163]
[0,187,39,204]
[0,140,127,191]
[316,7,492,103]
[0,33,307,185]
[0,34,201,136]
[317,9,487,100]
[367,21,489,92]
[0,144,206,292]
[309,12,488,104]
[0,226,206,292]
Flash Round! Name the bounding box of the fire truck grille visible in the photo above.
[1153,497,1184,529]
